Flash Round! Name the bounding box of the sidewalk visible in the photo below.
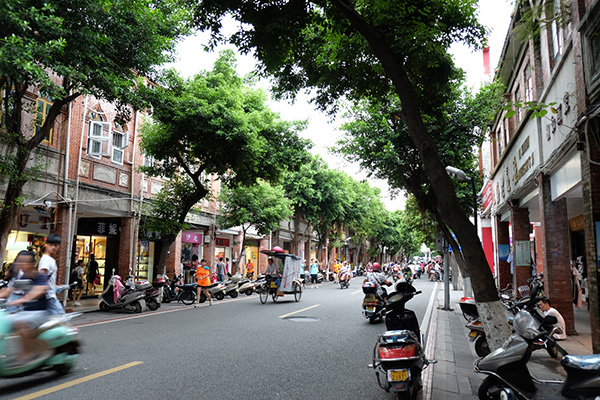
[422,287,594,399]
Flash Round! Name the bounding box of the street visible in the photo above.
[0,278,436,400]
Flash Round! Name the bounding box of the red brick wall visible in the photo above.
[538,174,575,335]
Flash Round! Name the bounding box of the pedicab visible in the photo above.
[256,248,303,303]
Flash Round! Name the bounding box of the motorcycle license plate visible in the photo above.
[388,369,410,382]
[367,306,374,312]
[469,331,478,338]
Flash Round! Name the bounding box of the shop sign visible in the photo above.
[13,212,52,234]
[215,238,230,247]
[493,133,537,206]
[78,217,121,236]
[514,240,531,267]
[182,232,203,244]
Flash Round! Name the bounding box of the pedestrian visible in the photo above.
[333,259,341,283]
[195,258,212,307]
[86,254,99,294]
[215,257,226,282]
[538,298,567,340]
[225,257,230,277]
[38,234,65,315]
[309,258,319,289]
[246,259,254,279]
[70,259,85,306]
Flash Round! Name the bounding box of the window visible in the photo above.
[524,65,533,102]
[111,122,129,165]
[143,154,155,168]
[35,97,53,143]
[515,86,522,123]
[87,112,110,158]
[550,0,563,60]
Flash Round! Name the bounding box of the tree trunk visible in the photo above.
[331,0,511,349]
[159,234,177,277]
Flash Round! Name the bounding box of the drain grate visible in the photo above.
[283,316,319,322]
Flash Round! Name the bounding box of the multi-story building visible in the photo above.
[485,0,599,352]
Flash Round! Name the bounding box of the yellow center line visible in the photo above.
[279,304,320,319]
[352,289,362,295]
[13,361,143,400]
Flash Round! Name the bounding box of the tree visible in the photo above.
[138,51,311,273]
[218,180,292,270]
[194,0,511,348]
[0,0,190,265]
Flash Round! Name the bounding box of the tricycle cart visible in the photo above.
[256,250,303,303]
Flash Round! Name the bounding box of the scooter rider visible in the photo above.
[0,250,49,364]
[339,261,352,283]
[363,262,392,300]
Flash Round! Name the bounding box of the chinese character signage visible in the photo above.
[215,238,230,247]
[514,240,531,267]
[78,218,121,236]
[182,232,203,244]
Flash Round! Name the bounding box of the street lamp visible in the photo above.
[445,166,478,234]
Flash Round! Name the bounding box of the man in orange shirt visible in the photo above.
[333,260,342,283]
[246,260,254,279]
[195,259,212,307]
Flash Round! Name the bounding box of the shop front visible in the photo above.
[244,240,259,278]
[4,210,52,266]
[76,217,121,295]
[215,237,231,272]
[181,231,203,283]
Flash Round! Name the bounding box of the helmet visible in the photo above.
[372,262,381,272]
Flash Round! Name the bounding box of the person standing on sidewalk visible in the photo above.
[195,259,212,307]
[38,234,65,315]
[215,257,226,282]
[71,259,85,306]
[86,254,99,294]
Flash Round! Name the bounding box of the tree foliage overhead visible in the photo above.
[218,180,292,237]
[0,0,191,266]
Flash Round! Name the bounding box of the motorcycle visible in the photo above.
[99,275,145,313]
[125,277,160,311]
[209,281,227,300]
[154,275,178,304]
[370,281,433,399]
[475,284,600,400]
[362,281,390,324]
[339,270,351,289]
[223,274,243,298]
[237,278,255,296]
[0,286,81,377]
[459,294,558,359]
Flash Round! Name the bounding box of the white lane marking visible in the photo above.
[278,304,320,319]
[420,281,440,347]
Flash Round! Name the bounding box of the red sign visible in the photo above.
[482,180,494,211]
[215,238,230,247]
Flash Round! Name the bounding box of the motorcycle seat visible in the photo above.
[561,354,600,371]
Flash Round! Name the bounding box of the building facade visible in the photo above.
[486,0,599,352]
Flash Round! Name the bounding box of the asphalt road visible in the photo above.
[0,277,437,400]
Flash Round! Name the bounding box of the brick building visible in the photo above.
[485,0,599,352]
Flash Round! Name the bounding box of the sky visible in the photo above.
[167,0,514,211]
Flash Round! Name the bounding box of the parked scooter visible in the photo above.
[370,281,434,399]
[125,277,160,311]
[209,281,227,300]
[0,287,81,377]
[237,278,255,296]
[153,275,177,304]
[223,274,243,298]
[475,285,600,400]
[99,275,145,313]
[362,281,390,324]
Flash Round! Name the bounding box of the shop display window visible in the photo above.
[136,240,154,281]
[76,235,108,295]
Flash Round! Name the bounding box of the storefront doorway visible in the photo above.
[76,217,121,296]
